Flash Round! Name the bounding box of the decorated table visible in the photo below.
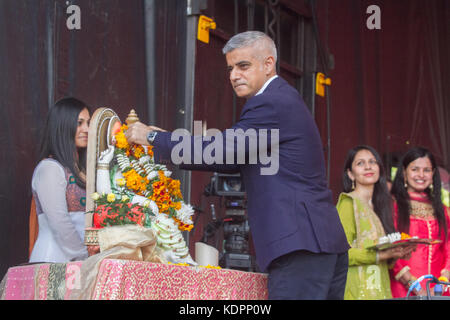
[4,109,268,300]
[0,259,268,300]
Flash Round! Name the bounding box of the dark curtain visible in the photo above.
[0,0,50,280]
[315,0,450,198]
[0,0,189,279]
[0,0,149,278]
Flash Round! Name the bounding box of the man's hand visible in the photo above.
[87,245,100,256]
[125,121,166,146]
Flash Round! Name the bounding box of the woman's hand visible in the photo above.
[398,244,417,260]
[378,244,416,261]
[440,269,450,281]
[398,270,428,296]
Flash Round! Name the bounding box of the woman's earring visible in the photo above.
[352,180,355,190]
[404,181,408,188]
[429,184,434,191]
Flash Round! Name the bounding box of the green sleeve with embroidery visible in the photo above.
[337,196,377,266]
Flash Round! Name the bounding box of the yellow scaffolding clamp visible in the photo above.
[197,15,216,44]
[316,72,331,97]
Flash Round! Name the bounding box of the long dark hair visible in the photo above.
[391,146,446,238]
[39,97,90,189]
[342,145,395,234]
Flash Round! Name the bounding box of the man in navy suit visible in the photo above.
[125,31,349,299]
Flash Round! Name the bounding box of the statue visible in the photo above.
[85,108,196,265]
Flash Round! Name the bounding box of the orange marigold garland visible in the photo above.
[115,124,129,150]
[111,123,194,232]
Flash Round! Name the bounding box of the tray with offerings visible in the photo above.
[366,232,442,250]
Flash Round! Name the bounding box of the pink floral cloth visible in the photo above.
[1,262,83,300]
[2,265,36,300]
[1,259,268,300]
[92,259,268,300]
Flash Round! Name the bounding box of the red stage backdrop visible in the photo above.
[314,0,449,197]
[0,0,448,279]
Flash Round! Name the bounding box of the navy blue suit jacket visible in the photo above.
[153,76,349,272]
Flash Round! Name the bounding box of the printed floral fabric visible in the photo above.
[0,260,268,300]
[92,260,268,300]
[47,263,68,300]
[0,262,82,300]
[64,168,86,212]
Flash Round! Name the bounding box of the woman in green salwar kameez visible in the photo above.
[337,145,415,300]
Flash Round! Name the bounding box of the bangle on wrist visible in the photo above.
[406,276,417,289]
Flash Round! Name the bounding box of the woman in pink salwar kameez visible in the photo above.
[390,147,450,298]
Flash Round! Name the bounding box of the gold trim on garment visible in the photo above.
[410,200,434,220]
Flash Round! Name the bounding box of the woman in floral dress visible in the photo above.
[29,97,91,263]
